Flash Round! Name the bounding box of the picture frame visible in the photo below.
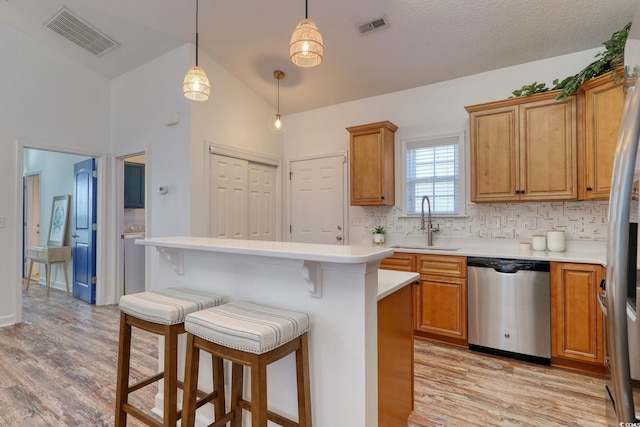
[47,195,70,247]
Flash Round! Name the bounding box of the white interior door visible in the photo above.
[210,154,248,239]
[25,173,40,277]
[248,163,276,241]
[290,155,345,244]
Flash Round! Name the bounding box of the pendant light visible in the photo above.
[268,70,287,132]
[289,0,324,68]
[183,0,210,101]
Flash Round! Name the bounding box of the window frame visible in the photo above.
[400,132,467,218]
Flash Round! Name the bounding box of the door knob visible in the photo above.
[72,234,80,238]
[336,236,343,241]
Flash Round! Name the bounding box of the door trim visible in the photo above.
[14,139,108,324]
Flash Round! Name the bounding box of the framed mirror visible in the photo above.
[47,195,70,247]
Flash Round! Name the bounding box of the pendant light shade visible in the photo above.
[183,0,210,101]
[289,1,323,68]
[183,66,210,101]
[268,70,287,132]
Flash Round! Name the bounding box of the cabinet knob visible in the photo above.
[381,196,385,200]
[586,187,593,191]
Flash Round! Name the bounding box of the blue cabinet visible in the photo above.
[124,162,145,208]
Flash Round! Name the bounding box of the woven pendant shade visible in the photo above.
[183,65,210,101]
[289,19,324,68]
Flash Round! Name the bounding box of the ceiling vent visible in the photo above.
[44,7,120,56]
[358,17,388,35]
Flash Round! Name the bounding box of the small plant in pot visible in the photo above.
[372,226,386,245]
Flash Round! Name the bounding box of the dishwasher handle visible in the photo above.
[467,257,550,273]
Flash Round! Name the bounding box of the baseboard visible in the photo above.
[0,313,17,327]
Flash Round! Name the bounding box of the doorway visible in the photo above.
[22,148,97,300]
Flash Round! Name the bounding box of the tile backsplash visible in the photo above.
[355,200,615,242]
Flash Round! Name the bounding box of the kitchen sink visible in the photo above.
[390,245,459,251]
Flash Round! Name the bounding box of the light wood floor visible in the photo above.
[1,284,610,426]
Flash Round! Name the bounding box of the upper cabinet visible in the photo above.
[580,72,624,200]
[466,92,578,202]
[347,121,397,206]
[124,162,145,209]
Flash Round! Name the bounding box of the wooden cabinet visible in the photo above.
[415,254,467,345]
[579,73,624,200]
[550,262,606,375]
[378,282,413,426]
[466,92,578,202]
[124,162,145,209]
[381,252,467,345]
[347,121,397,206]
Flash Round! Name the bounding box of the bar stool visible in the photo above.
[181,301,312,427]
[115,288,225,427]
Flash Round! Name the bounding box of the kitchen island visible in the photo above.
[138,236,414,427]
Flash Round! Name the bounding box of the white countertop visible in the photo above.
[138,236,394,264]
[377,270,419,301]
[382,236,607,265]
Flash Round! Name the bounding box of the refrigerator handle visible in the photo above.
[606,80,640,423]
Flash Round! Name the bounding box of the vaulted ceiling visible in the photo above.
[1,0,637,113]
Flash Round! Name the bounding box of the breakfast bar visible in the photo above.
[138,236,413,426]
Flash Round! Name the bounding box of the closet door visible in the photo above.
[248,163,276,241]
[209,154,248,239]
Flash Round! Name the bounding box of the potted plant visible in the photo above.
[511,22,630,100]
[372,226,386,245]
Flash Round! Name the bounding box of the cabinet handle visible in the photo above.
[586,186,593,191]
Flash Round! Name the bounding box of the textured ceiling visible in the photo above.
[1,0,638,113]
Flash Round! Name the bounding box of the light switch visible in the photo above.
[0,217,5,228]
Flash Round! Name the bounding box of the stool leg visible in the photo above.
[251,357,268,427]
[115,313,132,427]
[63,261,70,293]
[182,334,200,427]
[163,325,179,427]
[26,259,34,290]
[296,334,312,427]
[212,355,225,419]
[230,363,244,427]
[45,263,51,297]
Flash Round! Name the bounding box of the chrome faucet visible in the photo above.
[421,195,439,246]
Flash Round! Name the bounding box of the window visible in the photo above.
[404,134,463,216]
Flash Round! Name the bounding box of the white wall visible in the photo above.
[0,20,110,326]
[283,48,606,244]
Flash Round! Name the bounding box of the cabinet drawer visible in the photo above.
[380,253,416,272]
[417,254,466,277]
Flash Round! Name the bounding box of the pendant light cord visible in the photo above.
[277,77,280,114]
[305,0,308,19]
[195,0,200,66]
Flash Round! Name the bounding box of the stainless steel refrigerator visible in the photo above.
[604,9,640,423]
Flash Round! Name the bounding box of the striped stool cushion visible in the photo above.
[185,301,310,355]
[119,288,224,325]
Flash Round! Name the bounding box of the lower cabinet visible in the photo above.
[550,262,607,375]
[378,282,414,426]
[381,253,467,346]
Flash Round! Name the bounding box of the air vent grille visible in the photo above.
[45,7,119,56]
[358,17,388,35]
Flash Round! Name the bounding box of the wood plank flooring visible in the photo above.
[1,284,611,426]
[408,340,608,426]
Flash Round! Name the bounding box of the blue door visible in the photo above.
[73,158,97,304]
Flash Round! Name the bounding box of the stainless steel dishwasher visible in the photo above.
[467,257,551,364]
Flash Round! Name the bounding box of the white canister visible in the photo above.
[547,231,566,252]
[531,235,546,251]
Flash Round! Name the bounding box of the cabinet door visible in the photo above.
[348,121,396,206]
[416,276,467,340]
[550,262,604,368]
[124,163,145,209]
[520,97,577,200]
[582,76,623,200]
[468,106,519,202]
